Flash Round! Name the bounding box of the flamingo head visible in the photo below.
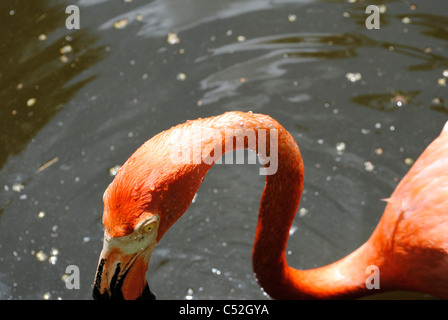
[93,132,210,300]
[92,179,160,300]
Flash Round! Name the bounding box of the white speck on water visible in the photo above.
[335,142,346,152]
[346,72,362,82]
[288,14,297,22]
[364,161,375,172]
[289,225,298,235]
[361,128,370,135]
[176,72,186,81]
[48,256,57,265]
[185,288,194,300]
[12,183,24,192]
[36,250,48,261]
[167,32,180,45]
[212,268,221,275]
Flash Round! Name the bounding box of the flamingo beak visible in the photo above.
[93,235,156,300]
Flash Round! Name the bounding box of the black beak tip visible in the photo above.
[92,282,156,300]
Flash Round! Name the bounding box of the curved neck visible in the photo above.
[138,112,378,299]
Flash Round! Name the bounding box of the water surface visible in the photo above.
[0,0,447,299]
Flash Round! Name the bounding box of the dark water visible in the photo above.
[0,0,447,300]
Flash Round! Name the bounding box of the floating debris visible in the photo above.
[38,157,59,172]
[288,14,297,22]
[378,5,387,13]
[113,19,128,29]
[364,161,375,172]
[185,288,194,300]
[401,17,411,24]
[211,268,221,275]
[36,250,48,262]
[375,148,383,155]
[443,70,448,78]
[38,211,45,218]
[43,292,51,300]
[135,14,143,22]
[61,274,69,283]
[48,256,57,265]
[346,72,362,83]
[237,35,246,42]
[108,165,120,176]
[12,183,24,192]
[438,78,446,87]
[335,142,346,153]
[404,157,414,166]
[167,33,180,45]
[59,45,72,54]
[176,72,186,81]
[38,34,47,41]
[299,208,309,217]
[410,4,417,10]
[26,98,36,107]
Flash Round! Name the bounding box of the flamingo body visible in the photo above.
[94,112,448,300]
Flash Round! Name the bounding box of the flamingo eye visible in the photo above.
[141,221,157,233]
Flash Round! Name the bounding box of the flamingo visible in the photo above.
[93,111,448,300]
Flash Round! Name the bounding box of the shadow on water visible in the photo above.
[0,0,106,170]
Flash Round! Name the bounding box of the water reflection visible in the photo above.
[0,1,106,169]
[351,90,421,112]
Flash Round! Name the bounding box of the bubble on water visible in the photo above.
[212,268,221,275]
[43,292,51,300]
